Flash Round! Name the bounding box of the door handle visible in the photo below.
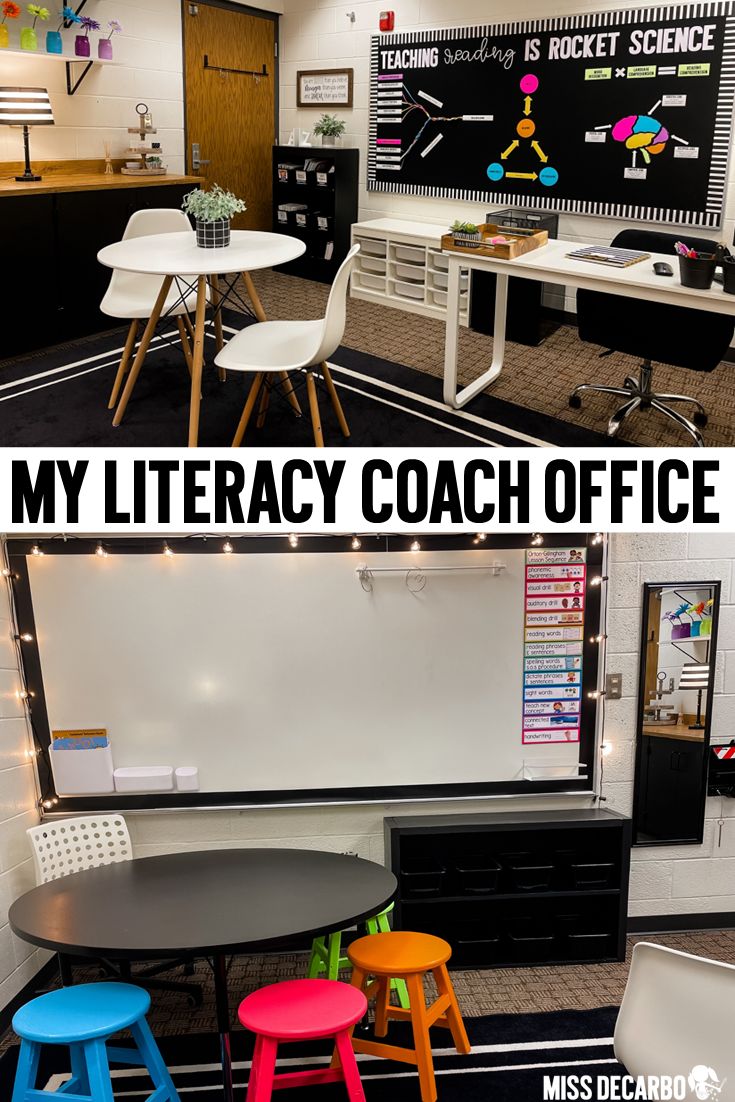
[191,143,210,171]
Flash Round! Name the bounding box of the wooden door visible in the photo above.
[183,2,276,230]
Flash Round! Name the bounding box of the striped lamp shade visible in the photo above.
[0,87,54,126]
[678,662,710,691]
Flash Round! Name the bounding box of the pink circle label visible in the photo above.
[520,74,539,94]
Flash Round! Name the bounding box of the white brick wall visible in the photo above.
[0,583,45,1012]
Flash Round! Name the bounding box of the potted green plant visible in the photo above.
[313,113,346,146]
[450,220,482,248]
[182,183,247,249]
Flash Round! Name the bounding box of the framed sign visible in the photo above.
[297,68,354,108]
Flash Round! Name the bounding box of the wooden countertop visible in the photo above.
[643,722,706,743]
[0,173,203,197]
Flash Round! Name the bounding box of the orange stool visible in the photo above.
[345,931,470,1102]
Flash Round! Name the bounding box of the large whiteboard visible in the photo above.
[24,548,589,802]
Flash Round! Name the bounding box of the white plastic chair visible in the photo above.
[215,244,360,447]
[615,942,735,1097]
[101,208,200,410]
[27,814,132,884]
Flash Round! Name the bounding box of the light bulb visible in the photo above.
[351,536,361,551]
[222,540,234,554]
[1,568,11,577]
[30,544,43,556]
[42,799,53,810]
[52,797,59,805]
[18,689,33,700]
[530,533,544,546]
[95,542,108,558]
[591,533,604,545]
[163,542,174,557]
[590,575,604,587]
[590,633,606,644]
[16,633,33,642]
[410,539,421,553]
[26,748,37,758]
[587,689,602,699]
[473,533,487,544]
[288,534,299,548]
[601,742,613,756]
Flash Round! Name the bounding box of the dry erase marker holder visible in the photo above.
[50,743,114,796]
[678,253,716,290]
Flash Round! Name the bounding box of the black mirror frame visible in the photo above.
[632,580,721,847]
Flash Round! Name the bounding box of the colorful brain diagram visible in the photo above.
[611,114,670,164]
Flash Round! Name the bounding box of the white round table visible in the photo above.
[97,230,306,447]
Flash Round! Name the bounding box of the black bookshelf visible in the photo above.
[272,144,359,283]
[385,809,632,968]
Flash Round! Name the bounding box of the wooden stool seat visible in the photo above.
[345,931,471,1102]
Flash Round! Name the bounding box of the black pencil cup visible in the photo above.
[678,253,716,290]
[723,257,735,295]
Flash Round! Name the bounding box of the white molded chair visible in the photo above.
[27,815,201,1003]
[615,942,735,1097]
[101,208,200,410]
[215,244,360,447]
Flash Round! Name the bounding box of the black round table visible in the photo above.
[9,848,397,1101]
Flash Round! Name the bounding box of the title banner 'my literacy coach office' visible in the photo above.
[1,451,732,533]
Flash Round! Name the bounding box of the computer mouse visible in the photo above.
[653,261,674,276]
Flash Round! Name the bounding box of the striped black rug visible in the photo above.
[0,1007,622,1101]
[0,322,617,449]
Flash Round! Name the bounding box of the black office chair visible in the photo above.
[569,229,733,446]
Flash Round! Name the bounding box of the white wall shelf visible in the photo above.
[1,47,120,95]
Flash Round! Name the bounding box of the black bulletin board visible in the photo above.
[368,3,735,226]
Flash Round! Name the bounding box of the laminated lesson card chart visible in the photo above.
[522,547,587,746]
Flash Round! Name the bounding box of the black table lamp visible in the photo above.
[678,661,710,730]
[0,87,54,182]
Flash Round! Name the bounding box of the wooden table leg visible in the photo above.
[176,317,194,379]
[210,274,226,382]
[321,362,350,437]
[232,373,265,447]
[242,270,302,417]
[188,275,208,448]
[306,370,324,447]
[108,319,138,410]
[113,276,173,427]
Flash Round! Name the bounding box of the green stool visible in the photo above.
[307,904,410,1008]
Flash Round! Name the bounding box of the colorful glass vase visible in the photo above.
[74,32,89,56]
[20,25,38,50]
[0,24,9,47]
[46,29,62,52]
[97,37,112,59]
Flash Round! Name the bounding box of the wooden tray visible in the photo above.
[440,222,548,260]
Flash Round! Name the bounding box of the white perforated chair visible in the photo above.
[215,244,359,447]
[101,208,202,410]
[27,815,202,1004]
[27,815,132,883]
[615,942,735,1097]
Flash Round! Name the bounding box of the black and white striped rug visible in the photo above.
[0,1007,622,1101]
[0,323,615,449]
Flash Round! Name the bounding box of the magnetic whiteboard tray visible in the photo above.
[50,744,114,796]
[114,766,174,793]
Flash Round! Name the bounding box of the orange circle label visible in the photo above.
[517,118,536,138]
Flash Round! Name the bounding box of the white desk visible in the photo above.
[98,230,305,447]
[443,238,735,410]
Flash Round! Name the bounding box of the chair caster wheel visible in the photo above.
[187,993,203,1008]
[568,394,582,409]
[693,412,708,428]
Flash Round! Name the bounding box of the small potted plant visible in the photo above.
[46,4,78,53]
[22,3,49,50]
[312,113,346,147]
[98,17,120,58]
[182,183,247,249]
[0,1,21,48]
[74,12,98,56]
[450,220,482,248]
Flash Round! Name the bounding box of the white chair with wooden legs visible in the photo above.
[101,208,201,410]
[215,244,359,447]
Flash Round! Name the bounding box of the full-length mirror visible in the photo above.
[633,582,721,847]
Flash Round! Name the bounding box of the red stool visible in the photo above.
[238,979,368,1102]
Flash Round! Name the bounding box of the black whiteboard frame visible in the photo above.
[6,533,604,811]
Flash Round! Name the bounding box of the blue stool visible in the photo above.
[11,982,180,1102]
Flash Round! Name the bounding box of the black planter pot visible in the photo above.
[195,217,231,249]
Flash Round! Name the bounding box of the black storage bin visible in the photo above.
[507,918,556,962]
[570,862,615,890]
[453,923,502,964]
[400,858,446,898]
[470,207,560,347]
[455,855,502,895]
[504,855,554,892]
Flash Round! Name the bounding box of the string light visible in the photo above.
[288,534,299,548]
[530,533,544,546]
[222,540,234,554]
[163,542,175,557]
[587,689,605,699]
[351,536,362,551]
[95,542,108,558]
[26,748,37,758]
[410,539,421,553]
[30,544,43,557]
[17,689,34,700]
[590,633,607,644]
[590,575,608,587]
[42,799,53,810]
[601,742,613,757]
[15,632,33,642]
[473,533,487,545]
[1,567,12,577]
[591,533,604,545]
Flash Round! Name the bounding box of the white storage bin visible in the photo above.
[355,237,386,257]
[50,744,114,796]
[394,244,425,263]
[113,766,174,793]
[359,255,386,274]
[394,262,425,283]
[394,279,425,300]
[355,272,386,291]
[430,251,449,271]
[430,289,469,309]
[432,270,468,292]
[175,766,199,792]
